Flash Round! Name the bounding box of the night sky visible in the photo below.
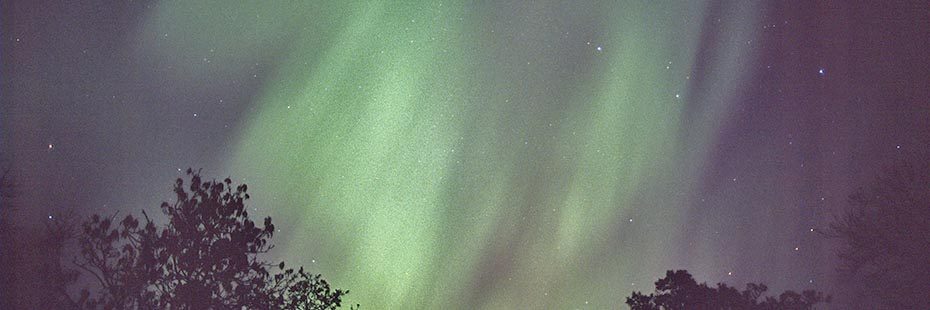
[3,1,929,308]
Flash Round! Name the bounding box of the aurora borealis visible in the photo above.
[223,2,760,307]
[4,1,930,308]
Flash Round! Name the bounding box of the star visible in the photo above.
[818,68,825,76]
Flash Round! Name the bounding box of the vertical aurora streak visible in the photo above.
[11,0,930,308]
[142,1,760,308]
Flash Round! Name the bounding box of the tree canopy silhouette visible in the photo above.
[55,169,353,309]
[626,270,829,310]
[829,160,930,308]
[0,164,17,309]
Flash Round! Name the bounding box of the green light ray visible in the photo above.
[138,1,760,308]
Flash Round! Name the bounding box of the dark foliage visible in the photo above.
[0,165,16,309]
[829,161,930,308]
[0,165,14,200]
[56,169,353,309]
[626,270,829,310]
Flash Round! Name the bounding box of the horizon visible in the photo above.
[3,1,929,308]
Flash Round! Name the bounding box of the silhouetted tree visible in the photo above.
[56,169,354,309]
[829,160,930,308]
[627,270,829,310]
[0,165,16,309]
[0,165,93,308]
[0,165,14,200]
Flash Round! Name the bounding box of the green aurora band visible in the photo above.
[140,1,759,308]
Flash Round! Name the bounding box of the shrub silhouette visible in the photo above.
[0,165,17,309]
[57,169,353,309]
[627,270,828,310]
[829,160,930,308]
